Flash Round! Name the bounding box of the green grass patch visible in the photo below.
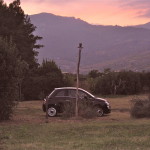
[0,120,150,150]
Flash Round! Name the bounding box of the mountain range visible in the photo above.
[30,13,150,73]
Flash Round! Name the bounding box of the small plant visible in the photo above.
[61,102,75,119]
[130,95,150,118]
[62,99,97,119]
[78,99,97,119]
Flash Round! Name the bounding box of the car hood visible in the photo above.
[95,97,108,103]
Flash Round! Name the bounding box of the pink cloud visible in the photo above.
[4,0,150,25]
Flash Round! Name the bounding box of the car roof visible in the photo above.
[54,87,95,98]
[55,87,83,90]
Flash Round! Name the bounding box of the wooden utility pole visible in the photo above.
[45,97,48,123]
[75,43,83,118]
[18,82,21,101]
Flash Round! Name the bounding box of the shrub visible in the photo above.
[61,102,75,119]
[62,99,97,119]
[130,95,150,118]
[78,99,97,119]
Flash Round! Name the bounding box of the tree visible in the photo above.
[0,38,28,121]
[0,0,43,101]
[0,0,42,69]
[22,60,65,100]
[88,70,101,78]
[88,70,143,95]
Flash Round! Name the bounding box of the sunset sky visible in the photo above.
[5,0,150,26]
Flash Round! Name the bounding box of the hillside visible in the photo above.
[135,22,150,30]
[30,13,150,73]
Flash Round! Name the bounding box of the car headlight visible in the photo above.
[105,101,109,106]
[105,101,110,108]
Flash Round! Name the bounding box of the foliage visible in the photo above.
[130,95,150,118]
[88,69,101,78]
[0,38,28,121]
[22,60,73,100]
[0,0,42,120]
[88,69,147,95]
[63,73,75,87]
[78,99,97,119]
[0,0,42,69]
[61,102,75,119]
[62,99,97,119]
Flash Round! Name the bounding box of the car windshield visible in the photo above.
[48,90,56,98]
[79,89,95,98]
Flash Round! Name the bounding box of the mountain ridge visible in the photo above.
[30,13,150,73]
[134,22,150,30]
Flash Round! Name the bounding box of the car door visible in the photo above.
[78,90,94,106]
[67,89,76,104]
[52,89,67,111]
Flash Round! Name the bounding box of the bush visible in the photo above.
[130,95,150,118]
[61,102,75,119]
[62,99,97,119]
[78,99,97,119]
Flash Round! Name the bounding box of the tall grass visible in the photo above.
[131,95,150,118]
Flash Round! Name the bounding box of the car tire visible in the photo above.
[95,107,104,117]
[47,107,57,117]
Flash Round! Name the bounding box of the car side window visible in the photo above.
[78,90,91,99]
[68,90,76,98]
[78,91,87,99]
[55,90,66,97]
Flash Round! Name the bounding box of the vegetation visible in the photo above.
[78,99,98,119]
[88,69,150,95]
[131,95,150,118]
[0,95,150,150]
[0,0,72,107]
[1,0,150,148]
[0,0,41,120]
[0,0,42,69]
[1,0,150,122]
[1,121,150,150]
[22,60,66,100]
[62,99,97,119]
[0,38,28,121]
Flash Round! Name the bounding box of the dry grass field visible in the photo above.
[0,94,150,150]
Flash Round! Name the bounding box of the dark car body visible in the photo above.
[42,87,111,117]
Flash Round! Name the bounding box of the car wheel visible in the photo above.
[95,107,104,117]
[47,107,57,117]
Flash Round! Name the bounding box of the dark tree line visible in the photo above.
[0,0,42,120]
[22,60,73,100]
[88,69,150,95]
